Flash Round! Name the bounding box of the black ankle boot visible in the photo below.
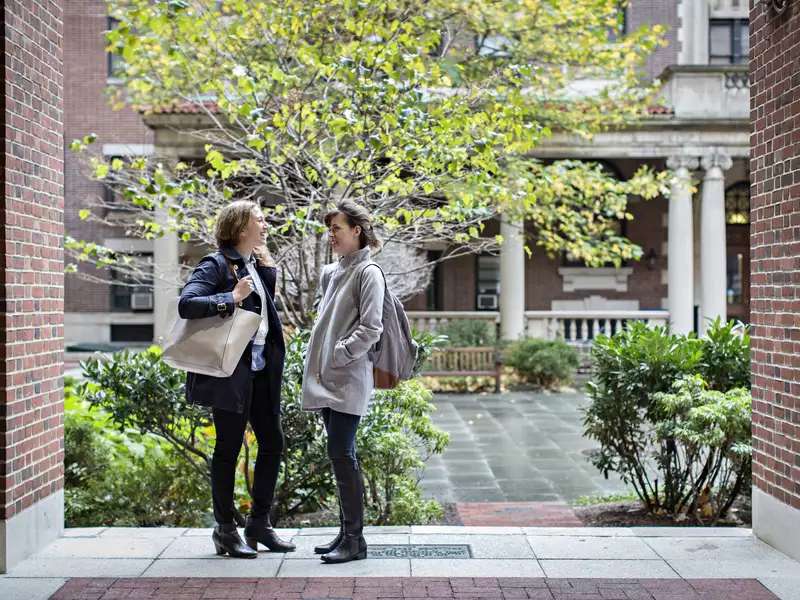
[244,514,296,552]
[321,457,367,564]
[212,523,257,558]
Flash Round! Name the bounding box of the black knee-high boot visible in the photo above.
[321,457,367,564]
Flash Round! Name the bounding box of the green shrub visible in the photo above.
[583,319,751,522]
[699,317,750,391]
[503,337,579,388]
[437,319,496,347]
[64,377,210,527]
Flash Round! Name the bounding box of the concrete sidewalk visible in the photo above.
[1,526,798,599]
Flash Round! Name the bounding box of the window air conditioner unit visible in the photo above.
[477,294,498,309]
[130,292,154,311]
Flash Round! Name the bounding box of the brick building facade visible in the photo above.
[749,0,800,562]
[1,0,65,572]
[64,0,154,347]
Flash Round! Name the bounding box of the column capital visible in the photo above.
[701,152,733,173]
[666,155,700,171]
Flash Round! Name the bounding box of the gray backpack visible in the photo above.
[355,262,419,389]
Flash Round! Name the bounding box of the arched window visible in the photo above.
[725,181,750,225]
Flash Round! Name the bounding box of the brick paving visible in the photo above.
[49,577,779,600]
[455,502,582,526]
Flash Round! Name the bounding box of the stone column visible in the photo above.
[666,156,699,334]
[499,215,526,340]
[700,152,733,335]
[153,207,180,344]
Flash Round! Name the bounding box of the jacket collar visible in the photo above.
[338,246,371,269]
[219,244,255,265]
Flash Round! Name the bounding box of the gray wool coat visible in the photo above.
[302,246,385,417]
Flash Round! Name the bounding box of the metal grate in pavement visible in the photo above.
[367,543,472,559]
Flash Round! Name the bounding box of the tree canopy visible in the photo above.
[70,0,671,328]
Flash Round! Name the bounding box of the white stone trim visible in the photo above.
[709,0,748,19]
[753,486,800,563]
[534,128,748,160]
[102,143,155,157]
[0,490,64,573]
[551,296,639,311]
[558,267,634,292]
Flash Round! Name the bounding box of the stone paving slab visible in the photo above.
[527,534,661,559]
[44,577,781,599]
[423,391,629,504]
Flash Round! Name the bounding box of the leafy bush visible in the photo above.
[437,319,496,347]
[65,377,210,527]
[503,337,579,388]
[699,317,750,391]
[583,319,751,522]
[652,375,751,522]
[75,332,449,527]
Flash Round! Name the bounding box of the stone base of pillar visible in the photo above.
[753,486,800,563]
[0,491,64,573]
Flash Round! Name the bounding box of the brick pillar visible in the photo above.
[750,0,800,562]
[1,0,65,572]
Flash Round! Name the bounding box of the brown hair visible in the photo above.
[214,200,259,248]
[323,200,381,249]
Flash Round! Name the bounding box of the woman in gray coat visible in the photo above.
[302,200,385,564]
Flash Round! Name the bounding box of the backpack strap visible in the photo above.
[352,262,386,309]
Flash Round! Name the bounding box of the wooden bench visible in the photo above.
[421,346,502,392]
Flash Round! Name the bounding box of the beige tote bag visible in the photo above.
[162,297,261,377]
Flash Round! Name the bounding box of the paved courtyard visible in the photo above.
[421,386,628,503]
[1,526,798,599]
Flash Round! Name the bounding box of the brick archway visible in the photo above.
[1,0,65,572]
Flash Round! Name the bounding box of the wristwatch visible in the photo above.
[216,301,227,314]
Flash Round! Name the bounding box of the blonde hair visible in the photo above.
[214,200,259,248]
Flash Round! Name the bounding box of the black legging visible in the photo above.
[211,372,284,524]
[321,407,361,461]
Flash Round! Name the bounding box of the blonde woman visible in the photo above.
[178,200,295,558]
[302,200,385,564]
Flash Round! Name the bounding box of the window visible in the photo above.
[111,324,154,343]
[110,253,153,312]
[726,252,744,305]
[475,255,500,311]
[426,250,442,311]
[709,19,749,65]
[107,17,125,79]
[608,1,627,42]
[725,181,750,224]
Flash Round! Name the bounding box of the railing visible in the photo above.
[524,310,669,344]
[408,311,499,333]
[407,310,669,344]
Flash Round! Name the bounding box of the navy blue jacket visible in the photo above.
[178,245,285,414]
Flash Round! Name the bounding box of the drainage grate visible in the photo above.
[368,544,472,559]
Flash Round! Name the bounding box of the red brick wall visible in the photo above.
[628,0,680,80]
[749,0,800,512]
[64,0,153,314]
[1,0,65,520]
